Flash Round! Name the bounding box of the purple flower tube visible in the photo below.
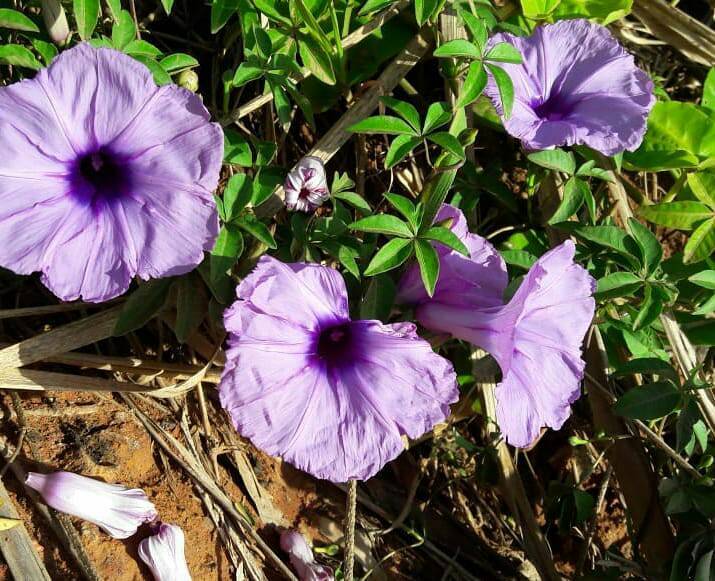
[138,523,192,581]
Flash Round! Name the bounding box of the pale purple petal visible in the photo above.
[280,531,334,581]
[219,256,459,482]
[399,204,508,309]
[138,523,192,581]
[284,157,329,212]
[25,471,157,539]
[0,43,223,302]
[485,19,654,155]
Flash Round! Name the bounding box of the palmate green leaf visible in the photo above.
[253,0,292,25]
[380,96,421,133]
[73,0,100,40]
[383,193,417,226]
[112,10,136,49]
[360,274,397,320]
[251,166,284,206]
[427,132,465,160]
[633,284,664,331]
[421,226,469,256]
[628,218,663,274]
[595,271,642,299]
[113,278,173,336]
[433,39,481,60]
[689,270,715,290]
[684,217,715,263]
[160,53,199,74]
[211,0,240,33]
[458,9,488,52]
[614,382,681,420]
[385,134,422,168]
[332,191,372,214]
[527,149,576,174]
[298,37,336,85]
[233,61,264,87]
[422,102,452,135]
[548,176,587,224]
[349,115,418,136]
[457,62,488,109]
[639,201,712,230]
[415,239,440,296]
[484,42,521,64]
[0,9,39,32]
[224,129,253,165]
[0,45,41,70]
[350,214,413,237]
[235,214,277,248]
[364,237,413,276]
[486,63,514,119]
[520,0,559,18]
[687,173,715,208]
[223,173,252,219]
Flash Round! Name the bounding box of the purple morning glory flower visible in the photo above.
[284,156,329,212]
[400,206,595,448]
[138,523,192,581]
[280,530,334,581]
[0,43,223,303]
[485,19,655,156]
[25,471,157,539]
[218,256,458,482]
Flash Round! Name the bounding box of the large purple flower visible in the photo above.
[485,19,655,156]
[218,256,458,482]
[0,43,223,302]
[400,207,595,448]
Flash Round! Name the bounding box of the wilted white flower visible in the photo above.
[280,530,334,581]
[25,471,157,539]
[138,523,192,581]
[284,156,329,212]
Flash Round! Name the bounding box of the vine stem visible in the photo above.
[344,479,358,581]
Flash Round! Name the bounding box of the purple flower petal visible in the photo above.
[25,471,157,539]
[0,43,223,302]
[138,523,192,581]
[485,19,655,155]
[219,256,459,482]
[280,530,334,581]
[284,157,329,212]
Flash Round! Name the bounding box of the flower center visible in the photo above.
[531,92,573,121]
[317,322,353,362]
[69,148,132,207]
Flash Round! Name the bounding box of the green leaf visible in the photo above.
[236,214,277,248]
[349,115,418,136]
[124,40,163,58]
[0,45,40,70]
[415,239,440,296]
[134,55,172,85]
[333,192,372,214]
[613,382,681,420]
[111,10,136,50]
[298,37,336,85]
[385,134,422,168]
[457,62,488,108]
[639,201,712,230]
[113,278,173,335]
[684,217,715,263]
[160,53,199,73]
[459,9,488,52]
[569,224,639,261]
[434,39,480,60]
[360,275,396,320]
[687,173,715,208]
[210,225,244,300]
[519,0,560,18]
[595,271,643,299]
[551,0,632,24]
[211,0,240,33]
[427,132,465,160]
[358,0,395,15]
[422,102,452,135]
[223,173,252,219]
[0,9,39,32]
[528,149,576,174]
[105,0,121,21]
[174,275,207,343]
[548,176,587,224]
[703,67,715,111]
[251,166,284,206]
[380,96,421,133]
[73,0,100,40]
[32,39,57,66]
[484,42,521,64]
[614,357,679,382]
[421,226,469,256]
[351,214,413,237]
[161,0,175,14]
[628,218,663,274]
[338,244,360,279]
[224,129,253,165]
[500,249,537,269]
[364,237,413,275]
[633,284,664,331]
[233,62,264,87]
[689,270,715,290]
[486,63,514,119]
[414,0,439,25]
[383,193,417,226]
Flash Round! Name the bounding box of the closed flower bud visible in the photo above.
[25,471,157,539]
[280,530,334,581]
[40,0,70,45]
[138,523,192,581]
[177,70,199,93]
[284,156,329,212]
